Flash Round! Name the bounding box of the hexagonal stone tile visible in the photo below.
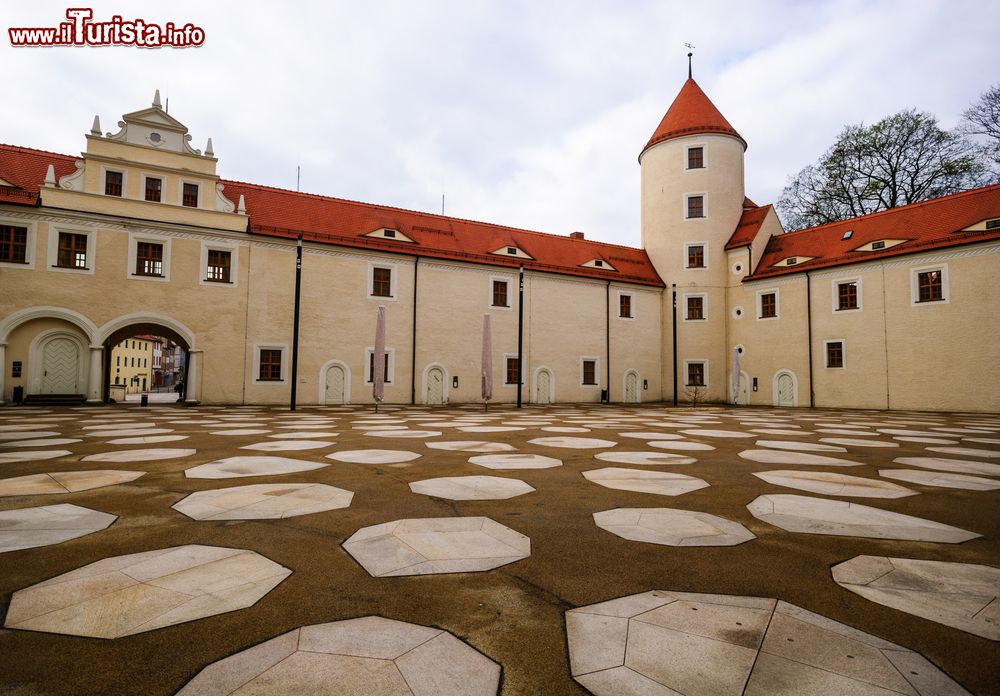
[594,508,754,546]
[879,469,1000,491]
[106,435,189,445]
[752,470,916,498]
[344,517,529,576]
[0,504,116,552]
[594,451,697,466]
[426,441,516,453]
[409,475,534,500]
[893,457,1000,477]
[176,616,500,695]
[173,483,353,520]
[584,468,708,496]
[833,555,1000,641]
[0,437,80,447]
[567,591,970,695]
[649,440,715,451]
[186,456,329,479]
[0,450,73,464]
[82,448,196,463]
[468,453,562,469]
[365,430,442,438]
[0,470,144,497]
[738,449,861,467]
[326,449,422,464]
[680,428,754,438]
[755,440,846,452]
[240,440,334,451]
[747,494,980,543]
[4,545,289,638]
[528,436,617,449]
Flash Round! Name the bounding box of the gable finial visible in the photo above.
[152,89,162,109]
[91,115,101,136]
[205,137,214,157]
[684,43,695,79]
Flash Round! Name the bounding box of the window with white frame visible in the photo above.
[685,242,708,269]
[104,169,125,197]
[504,356,520,385]
[368,263,396,299]
[756,288,779,319]
[684,360,708,387]
[127,232,171,282]
[911,265,948,305]
[581,357,600,386]
[200,241,239,286]
[825,340,845,369]
[833,278,861,312]
[686,194,706,219]
[0,221,35,269]
[684,293,707,321]
[618,291,634,319]
[365,348,395,383]
[47,227,96,274]
[253,344,287,382]
[686,145,705,170]
[490,277,511,308]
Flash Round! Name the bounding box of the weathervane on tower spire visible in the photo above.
[684,43,695,79]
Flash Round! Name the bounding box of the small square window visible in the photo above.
[686,362,705,386]
[687,195,705,219]
[594,259,603,267]
[206,249,232,283]
[105,171,123,197]
[759,292,777,318]
[0,224,28,263]
[259,349,282,381]
[492,280,509,307]
[384,229,396,238]
[367,352,391,383]
[372,267,392,297]
[686,244,705,268]
[826,341,844,369]
[686,296,704,320]
[135,241,163,276]
[787,258,798,265]
[582,359,597,385]
[917,270,943,302]
[687,146,704,169]
[57,232,88,269]
[505,357,520,385]
[619,294,632,318]
[837,282,858,310]
[144,177,162,203]
[182,182,199,208]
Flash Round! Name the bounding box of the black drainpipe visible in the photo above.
[289,235,302,411]
[806,271,815,408]
[671,284,678,406]
[605,281,611,403]
[411,257,419,405]
[516,266,524,408]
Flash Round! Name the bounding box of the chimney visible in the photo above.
[570,231,585,240]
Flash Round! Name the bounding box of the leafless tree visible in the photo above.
[684,384,705,407]
[778,110,990,230]
[959,83,1000,174]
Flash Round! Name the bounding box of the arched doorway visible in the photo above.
[623,370,640,403]
[534,367,553,404]
[323,362,349,404]
[99,315,195,404]
[423,363,447,405]
[735,370,750,405]
[37,332,85,394]
[773,370,798,407]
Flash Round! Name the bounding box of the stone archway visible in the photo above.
[98,313,197,404]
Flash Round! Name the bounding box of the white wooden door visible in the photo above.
[777,373,795,406]
[535,370,551,404]
[426,367,445,404]
[325,365,345,404]
[625,372,638,403]
[42,338,79,394]
[737,372,750,405]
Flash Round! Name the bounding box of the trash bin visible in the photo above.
[12,386,24,405]
[140,393,149,407]
[600,389,609,404]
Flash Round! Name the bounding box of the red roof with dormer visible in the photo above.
[726,204,772,250]
[749,184,1000,279]
[0,144,664,287]
[642,79,746,157]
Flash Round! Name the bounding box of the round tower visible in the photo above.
[640,74,746,403]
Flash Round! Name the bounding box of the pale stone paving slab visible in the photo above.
[343,517,529,576]
[468,453,562,469]
[0,504,117,553]
[365,430,443,438]
[0,470,144,497]
[240,440,335,451]
[0,431,61,441]
[752,470,916,498]
[832,555,1000,641]
[209,429,273,436]
[649,440,716,451]
[409,475,534,500]
[186,456,330,479]
[426,440,516,453]
[3,545,290,638]
[175,616,501,695]
[892,457,1000,477]
[594,508,754,546]
[83,448,196,463]
[738,449,862,467]
[0,450,73,464]
[326,449,422,464]
[583,468,709,496]
[879,469,1000,491]
[755,440,847,452]
[926,446,1000,459]
[818,437,900,448]
[747,494,980,542]
[567,591,971,695]
[594,451,698,466]
[680,429,755,438]
[528,436,617,449]
[173,483,353,520]
[0,437,81,447]
[105,435,189,444]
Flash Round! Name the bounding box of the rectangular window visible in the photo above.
[0,224,28,263]
[687,362,705,387]
[686,244,705,268]
[986,219,1000,230]
[144,177,162,202]
[687,146,704,169]
[760,292,777,318]
[206,249,232,283]
[837,282,858,310]
[505,357,519,385]
[258,349,282,381]
[687,195,705,219]
[619,294,632,318]
[686,296,704,320]
[917,271,943,302]
[56,232,88,269]
[182,183,199,208]
[105,171,123,197]
[506,247,517,255]
[826,341,844,368]
[135,241,163,276]
[582,359,597,385]
[367,352,391,383]
[492,280,508,307]
[871,240,885,250]
[372,267,392,297]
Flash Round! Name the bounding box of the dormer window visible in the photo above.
[492,245,531,259]
[872,240,885,250]
[384,229,396,238]
[594,260,603,267]
[581,258,617,271]
[842,230,853,240]
[365,228,415,243]
[854,239,905,252]
[506,247,517,255]
[987,219,1000,230]
[787,258,798,266]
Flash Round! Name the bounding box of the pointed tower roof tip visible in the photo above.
[641,77,746,158]
[153,89,162,109]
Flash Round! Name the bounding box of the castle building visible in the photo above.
[1,79,998,410]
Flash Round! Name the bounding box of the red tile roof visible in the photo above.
[0,144,664,287]
[642,79,746,157]
[726,204,772,250]
[749,185,1000,280]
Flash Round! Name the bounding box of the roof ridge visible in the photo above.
[221,177,645,252]
[781,184,1000,237]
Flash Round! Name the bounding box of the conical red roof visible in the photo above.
[642,79,745,156]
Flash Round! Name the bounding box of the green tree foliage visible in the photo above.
[777,110,989,231]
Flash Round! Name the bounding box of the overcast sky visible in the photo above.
[3,1,997,246]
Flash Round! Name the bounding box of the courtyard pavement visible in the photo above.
[0,403,997,694]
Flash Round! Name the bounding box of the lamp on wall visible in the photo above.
[452,376,459,388]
